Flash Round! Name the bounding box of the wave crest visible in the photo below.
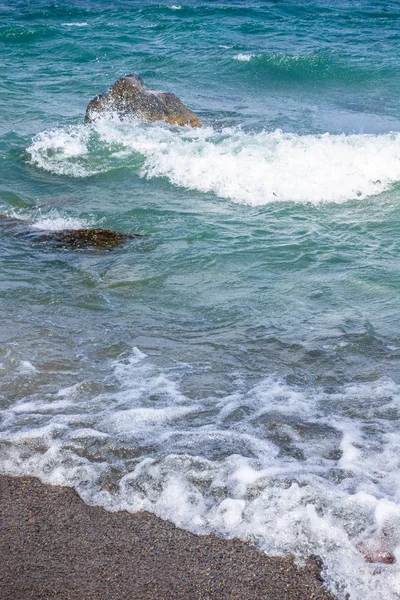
[27,120,400,206]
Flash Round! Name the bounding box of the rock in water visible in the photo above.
[85,74,201,127]
[41,228,140,249]
[0,216,141,249]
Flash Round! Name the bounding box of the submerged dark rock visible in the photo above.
[33,227,141,249]
[0,215,141,249]
[85,74,201,127]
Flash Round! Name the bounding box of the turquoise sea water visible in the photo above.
[1,1,400,598]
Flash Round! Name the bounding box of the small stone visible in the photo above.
[364,550,395,565]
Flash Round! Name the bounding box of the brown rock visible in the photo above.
[0,215,142,249]
[40,227,140,249]
[363,549,395,565]
[85,74,201,127]
[357,538,396,565]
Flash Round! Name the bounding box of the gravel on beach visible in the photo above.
[0,475,336,600]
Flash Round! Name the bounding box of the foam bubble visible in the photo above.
[27,120,400,205]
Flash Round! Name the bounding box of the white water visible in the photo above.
[234,53,257,61]
[26,120,400,206]
[0,347,399,600]
[62,22,88,27]
[3,208,91,231]
[31,216,89,230]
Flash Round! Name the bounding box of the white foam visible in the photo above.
[11,399,72,413]
[1,350,400,600]
[27,126,91,178]
[170,5,181,9]
[31,216,88,231]
[101,406,196,434]
[234,53,257,62]
[62,22,88,27]
[18,360,37,374]
[27,120,400,205]
[2,207,90,232]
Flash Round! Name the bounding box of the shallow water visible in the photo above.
[1,1,400,598]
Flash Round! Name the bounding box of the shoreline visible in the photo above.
[0,475,335,600]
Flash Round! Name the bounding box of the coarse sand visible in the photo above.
[0,475,336,600]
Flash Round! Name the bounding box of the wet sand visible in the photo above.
[0,475,335,599]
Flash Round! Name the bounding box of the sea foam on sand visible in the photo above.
[0,348,399,600]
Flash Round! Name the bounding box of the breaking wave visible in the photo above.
[27,119,400,206]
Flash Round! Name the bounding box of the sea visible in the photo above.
[1,1,400,598]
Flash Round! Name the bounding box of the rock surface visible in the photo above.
[85,74,201,127]
[0,215,141,249]
[33,227,140,248]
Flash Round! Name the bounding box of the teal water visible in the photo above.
[1,2,400,598]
